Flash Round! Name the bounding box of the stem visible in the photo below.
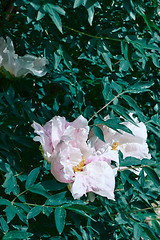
[125,206,160,214]
[63,25,128,43]
[12,201,159,216]
[11,189,28,204]
[13,201,57,209]
[118,163,157,171]
[111,205,160,217]
[88,91,126,122]
[4,0,16,20]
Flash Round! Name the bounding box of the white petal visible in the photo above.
[70,161,115,200]
[119,142,151,160]
[51,143,82,183]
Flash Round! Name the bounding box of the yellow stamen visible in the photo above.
[73,156,85,172]
[111,142,119,150]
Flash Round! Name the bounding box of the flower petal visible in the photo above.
[51,142,82,183]
[0,37,48,77]
[70,161,115,200]
[119,142,151,160]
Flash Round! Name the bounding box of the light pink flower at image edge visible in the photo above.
[0,37,48,77]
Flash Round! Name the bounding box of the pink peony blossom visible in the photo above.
[32,115,91,163]
[32,114,151,200]
[51,142,116,200]
[89,115,151,165]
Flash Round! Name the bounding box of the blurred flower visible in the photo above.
[32,115,91,163]
[0,37,48,77]
[51,142,116,200]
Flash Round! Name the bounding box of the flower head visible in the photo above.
[89,115,151,165]
[32,115,118,200]
[0,37,48,77]
[32,115,91,163]
[51,141,116,200]
[32,114,151,200]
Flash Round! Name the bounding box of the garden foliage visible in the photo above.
[0,0,160,239]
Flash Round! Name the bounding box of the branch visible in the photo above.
[88,91,126,123]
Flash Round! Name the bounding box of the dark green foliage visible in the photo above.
[0,0,160,239]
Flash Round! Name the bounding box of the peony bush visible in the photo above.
[0,0,159,239]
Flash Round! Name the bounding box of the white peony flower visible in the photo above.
[89,115,151,168]
[51,141,116,200]
[32,115,117,200]
[0,37,48,77]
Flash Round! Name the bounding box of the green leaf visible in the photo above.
[93,125,105,142]
[49,5,65,15]
[41,180,66,191]
[111,81,122,94]
[65,203,96,215]
[119,59,130,72]
[120,157,141,167]
[54,206,66,235]
[134,223,142,240]
[138,9,153,34]
[115,212,128,224]
[141,225,157,240]
[4,205,17,223]
[0,198,10,206]
[0,217,9,234]
[127,82,154,93]
[3,172,19,195]
[151,54,160,68]
[42,206,53,217]
[143,167,160,188]
[110,105,137,125]
[141,159,155,166]
[122,95,146,121]
[103,118,133,134]
[27,206,42,219]
[45,192,67,206]
[37,10,45,21]
[2,231,33,240]
[43,4,63,33]
[123,0,136,20]
[53,51,62,70]
[102,52,112,71]
[16,207,27,224]
[94,118,133,135]
[30,2,40,10]
[73,0,84,8]
[151,114,160,127]
[29,183,50,198]
[146,123,160,138]
[25,167,40,189]
[66,207,96,222]
[14,203,30,213]
[87,5,94,25]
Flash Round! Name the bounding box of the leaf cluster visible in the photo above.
[0,0,160,239]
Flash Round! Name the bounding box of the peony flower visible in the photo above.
[32,115,118,200]
[32,115,92,163]
[0,37,48,77]
[89,115,151,166]
[51,141,116,200]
